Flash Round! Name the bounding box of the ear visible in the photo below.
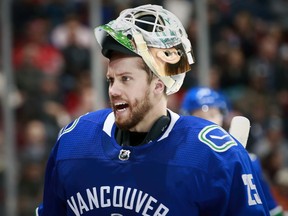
[154,79,165,94]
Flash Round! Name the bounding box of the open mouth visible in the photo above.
[114,102,129,112]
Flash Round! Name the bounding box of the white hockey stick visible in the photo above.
[228,116,251,148]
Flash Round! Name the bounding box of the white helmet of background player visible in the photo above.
[94,4,195,95]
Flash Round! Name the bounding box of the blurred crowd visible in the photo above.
[0,0,288,215]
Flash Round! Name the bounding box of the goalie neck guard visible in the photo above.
[94,4,195,95]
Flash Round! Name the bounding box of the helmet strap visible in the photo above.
[133,31,175,89]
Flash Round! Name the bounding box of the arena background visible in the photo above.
[1,0,288,215]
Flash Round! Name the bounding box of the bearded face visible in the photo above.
[107,53,164,132]
[112,88,152,130]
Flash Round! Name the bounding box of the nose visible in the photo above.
[109,81,121,97]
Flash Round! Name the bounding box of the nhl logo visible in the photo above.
[118,149,131,161]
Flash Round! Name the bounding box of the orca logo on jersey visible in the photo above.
[198,125,237,152]
[119,149,131,161]
[58,113,88,140]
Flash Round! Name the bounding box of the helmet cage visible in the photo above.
[94,4,195,95]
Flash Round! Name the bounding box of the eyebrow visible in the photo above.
[106,70,133,77]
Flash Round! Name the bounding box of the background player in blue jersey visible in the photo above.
[181,86,284,216]
[36,4,269,215]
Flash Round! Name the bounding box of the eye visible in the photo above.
[177,49,183,56]
[164,51,170,56]
[106,77,114,84]
[121,76,131,82]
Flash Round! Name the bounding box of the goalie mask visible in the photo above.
[94,4,195,95]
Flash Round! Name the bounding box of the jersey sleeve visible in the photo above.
[224,158,269,215]
[35,141,66,216]
[195,122,270,215]
[196,156,269,216]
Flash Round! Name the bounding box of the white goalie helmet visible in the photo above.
[94,4,195,95]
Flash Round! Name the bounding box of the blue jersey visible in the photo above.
[36,109,269,215]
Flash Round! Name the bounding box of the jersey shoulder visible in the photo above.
[55,108,113,161]
[171,115,250,169]
[177,115,240,153]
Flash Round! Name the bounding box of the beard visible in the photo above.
[114,90,152,130]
